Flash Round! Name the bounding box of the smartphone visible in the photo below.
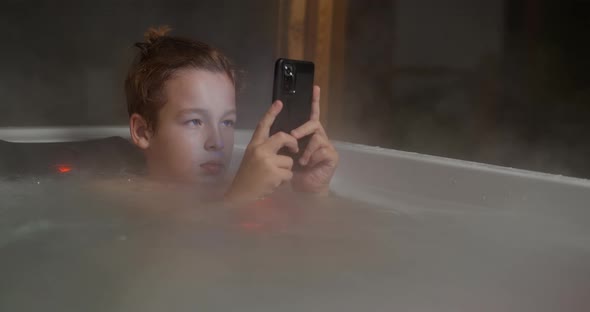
[270,58,315,167]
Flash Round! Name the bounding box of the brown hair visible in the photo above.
[125,26,235,132]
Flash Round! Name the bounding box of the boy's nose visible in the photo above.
[205,129,224,151]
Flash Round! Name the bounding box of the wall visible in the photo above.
[0,0,277,128]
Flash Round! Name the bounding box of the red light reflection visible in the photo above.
[55,164,73,173]
[237,197,291,232]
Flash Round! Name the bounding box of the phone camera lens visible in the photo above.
[282,63,296,94]
[284,64,294,77]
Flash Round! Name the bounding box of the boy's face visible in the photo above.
[144,69,236,184]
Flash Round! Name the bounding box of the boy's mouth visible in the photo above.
[200,161,225,175]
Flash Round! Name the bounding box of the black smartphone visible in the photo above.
[270,58,315,167]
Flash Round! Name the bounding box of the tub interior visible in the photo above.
[1,128,590,312]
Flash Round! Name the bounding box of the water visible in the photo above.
[1,174,589,312]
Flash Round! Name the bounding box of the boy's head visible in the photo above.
[126,26,236,184]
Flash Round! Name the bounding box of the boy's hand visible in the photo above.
[290,86,339,195]
[225,101,298,203]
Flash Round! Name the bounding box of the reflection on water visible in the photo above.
[0,175,589,312]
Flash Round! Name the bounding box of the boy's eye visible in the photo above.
[186,119,203,126]
[222,120,235,127]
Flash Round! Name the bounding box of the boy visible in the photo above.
[125,26,338,203]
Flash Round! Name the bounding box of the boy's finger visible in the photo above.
[299,134,324,166]
[278,168,294,182]
[291,120,324,139]
[266,131,299,154]
[307,146,337,168]
[274,155,294,170]
[252,101,283,144]
[310,85,321,121]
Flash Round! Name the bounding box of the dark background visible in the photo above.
[0,0,279,128]
[0,0,589,178]
[335,0,590,178]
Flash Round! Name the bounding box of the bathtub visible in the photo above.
[1,126,589,312]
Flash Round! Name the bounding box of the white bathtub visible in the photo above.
[2,126,589,211]
[1,126,589,312]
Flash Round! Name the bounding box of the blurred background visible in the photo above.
[0,0,588,178]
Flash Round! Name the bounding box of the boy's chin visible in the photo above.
[191,171,228,185]
[150,171,226,186]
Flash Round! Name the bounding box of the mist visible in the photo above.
[1,2,590,310]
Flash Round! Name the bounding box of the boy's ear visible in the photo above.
[129,113,153,150]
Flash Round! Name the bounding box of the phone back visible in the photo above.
[270,58,315,137]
